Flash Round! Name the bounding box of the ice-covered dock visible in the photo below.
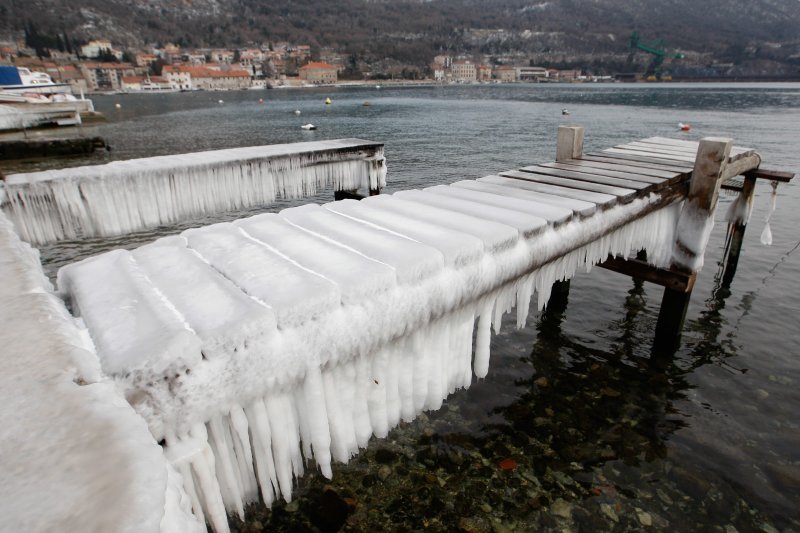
[1,138,386,244]
[3,129,789,532]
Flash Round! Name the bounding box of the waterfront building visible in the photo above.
[451,60,477,82]
[299,62,338,84]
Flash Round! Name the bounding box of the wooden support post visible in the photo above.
[654,137,732,349]
[556,126,584,162]
[721,174,757,286]
[671,137,733,273]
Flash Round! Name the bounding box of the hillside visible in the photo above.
[2,0,799,74]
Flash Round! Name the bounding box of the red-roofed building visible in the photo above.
[162,65,251,90]
[299,62,337,84]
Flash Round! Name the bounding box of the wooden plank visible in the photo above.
[640,137,754,157]
[515,167,642,198]
[599,256,697,293]
[581,154,693,174]
[521,164,651,191]
[604,147,697,163]
[624,141,699,156]
[744,168,795,183]
[493,172,620,208]
[541,161,670,186]
[453,179,597,218]
[558,159,681,181]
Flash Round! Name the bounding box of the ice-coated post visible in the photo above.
[654,137,732,352]
[670,137,733,274]
[721,174,757,286]
[556,125,584,162]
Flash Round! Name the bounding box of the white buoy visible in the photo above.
[115,103,121,109]
[294,110,301,115]
[218,99,224,104]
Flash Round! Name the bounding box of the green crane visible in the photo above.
[629,31,684,80]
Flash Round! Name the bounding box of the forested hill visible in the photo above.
[2,0,799,69]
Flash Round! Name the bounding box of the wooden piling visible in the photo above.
[653,137,733,347]
[556,125,584,162]
[721,174,757,286]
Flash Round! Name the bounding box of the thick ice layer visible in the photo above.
[425,183,574,226]
[59,185,686,531]
[280,204,445,284]
[132,241,277,360]
[0,210,203,533]
[451,179,597,218]
[58,249,203,379]
[395,189,549,238]
[363,194,519,251]
[183,224,340,328]
[236,213,397,302]
[1,139,386,244]
[325,199,485,268]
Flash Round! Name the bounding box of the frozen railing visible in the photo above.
[0,138,386,244]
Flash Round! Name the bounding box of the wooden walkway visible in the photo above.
[52,129,781,532]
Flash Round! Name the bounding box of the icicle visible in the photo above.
[473,302,493,379]
[367,348,390,438]
[352,355,374,448]
[228,404,259,503]
[244,399,278,505]
[760,181,778,245]
[301,366,333,479]
[187,424,229,533]
[207,415,245,519]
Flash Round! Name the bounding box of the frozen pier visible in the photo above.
[1,130,791,532]
[0,138,386,244]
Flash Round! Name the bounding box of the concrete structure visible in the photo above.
[299,62,338,84]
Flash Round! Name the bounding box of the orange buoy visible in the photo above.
[679,122,691,132]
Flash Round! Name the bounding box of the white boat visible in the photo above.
[0,66,72,95]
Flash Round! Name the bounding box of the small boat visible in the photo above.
[679,122,691,132]
[300,123,317,130]
[324,97,332,105]
[561,109,570,115]
[363,101,371,106]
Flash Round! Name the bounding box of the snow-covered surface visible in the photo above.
[1,139,386,244]
[0,211,203,533]
[58,176,685,531]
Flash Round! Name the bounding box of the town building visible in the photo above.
[493,65,517,82]
[80,62,137,91]
[80,40,121,60]
[299,62,338,84]
[516,66,549,81]
[450,60,476,82]
[162,65,251,90]
[477,64,492,81]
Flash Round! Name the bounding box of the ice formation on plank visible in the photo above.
[0,211,203,533]
[59,184,684,532]
[1,139,386,244]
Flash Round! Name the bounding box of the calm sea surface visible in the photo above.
[19,83,800,531]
